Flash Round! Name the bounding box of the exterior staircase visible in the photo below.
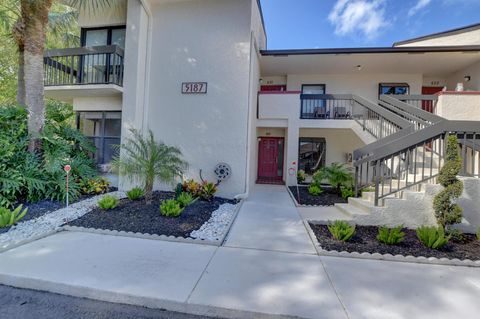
[332,94,480,228]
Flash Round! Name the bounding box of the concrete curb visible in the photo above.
[0,274,304,319]
[62,201,244,247]
[305,221,480,268]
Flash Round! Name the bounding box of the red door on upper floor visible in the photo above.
[421,86,443,113]
[257,137,284,184]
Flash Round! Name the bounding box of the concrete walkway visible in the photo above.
[0,185,479,319]
[224,185,316,254]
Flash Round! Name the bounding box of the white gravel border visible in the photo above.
[0,192,126,253]
[305,220,480,268]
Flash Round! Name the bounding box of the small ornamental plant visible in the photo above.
[200,182,217,201]
[98,195,119,210]
[328,220,356,242]
[127,187,144,201]
[297,170,306,184]
[80,177,110,195]
[416,226,450,249]
[433,135,463,228]
[308,184,322,196]
[177,192,195,207]
[377,226,405,245]
[341,187,355,200]
[160,199,183,217]
[0,205,28,228]
[182,179,201,197]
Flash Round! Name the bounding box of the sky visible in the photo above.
[260,0,480,49]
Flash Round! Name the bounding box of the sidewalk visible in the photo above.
[0,185,479,319]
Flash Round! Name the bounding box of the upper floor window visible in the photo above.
[82,26,126,49]
[379,83,409,96]
[302,84,326,95]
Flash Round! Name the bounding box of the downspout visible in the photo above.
[234,31,256,200]
[139,0,153,133]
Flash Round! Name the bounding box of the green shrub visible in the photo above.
[80,177,110,195]
[308,184,323,196]
[341,187,355,199]
[177,192,194,207]
[98,195,119,210]
[297,170,306,184]
[328,220,356,242]
[433,135,463,228]
[200,182,217,201]
[416,226,450,249]
[0,103,97,207]
[377,226,405,245]
[127,187,144,201]
[112,129,187,204]
[160,199,183,217]
[0,205,28,228]
[313,163,353,193]
[446,228,468,244]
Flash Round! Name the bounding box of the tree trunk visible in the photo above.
[21,0,53,152]
[144,178,154,205]
[17,48,26,107]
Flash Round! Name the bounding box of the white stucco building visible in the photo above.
[44,0,480,202]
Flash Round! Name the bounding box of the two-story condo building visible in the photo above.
[44,0,480,205]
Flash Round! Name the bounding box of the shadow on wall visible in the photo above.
[457,177,480,233]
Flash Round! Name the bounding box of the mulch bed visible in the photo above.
[289,186,347,206]
[309,223,480,261]
[67,191,234,238]
[0,187,118,235]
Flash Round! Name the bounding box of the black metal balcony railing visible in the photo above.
[43,45,124,87]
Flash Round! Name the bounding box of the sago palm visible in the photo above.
[314,162,353,193]
[112,129,188,204]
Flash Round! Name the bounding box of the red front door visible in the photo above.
[421,86,443,113]
[258,137,283,182]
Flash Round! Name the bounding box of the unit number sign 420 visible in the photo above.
[182,82,207,94]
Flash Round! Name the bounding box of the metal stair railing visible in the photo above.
[355,118,480,205]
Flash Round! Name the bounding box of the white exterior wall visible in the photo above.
[73,96,122,111]
[286,74,423,102]
[139,0,255,198]
[395,28,480,47]
[78,0,128,27]
[447,61,480,91]
[436,93,480,120]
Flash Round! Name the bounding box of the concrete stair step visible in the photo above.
[347,197,374,213]
[335,203,371,217]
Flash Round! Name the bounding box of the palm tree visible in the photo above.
[112,129,188,204]
[0,0,114,152]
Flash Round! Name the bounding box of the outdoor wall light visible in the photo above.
[464,75,471,82]
[356,65,362,71]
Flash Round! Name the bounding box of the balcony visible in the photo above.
[43,45,124,102]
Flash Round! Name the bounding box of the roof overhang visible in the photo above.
[393,23,480,47]
[260,46,480,77]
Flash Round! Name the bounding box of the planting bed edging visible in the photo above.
[62,201,243,247]
[305,221,480,268]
